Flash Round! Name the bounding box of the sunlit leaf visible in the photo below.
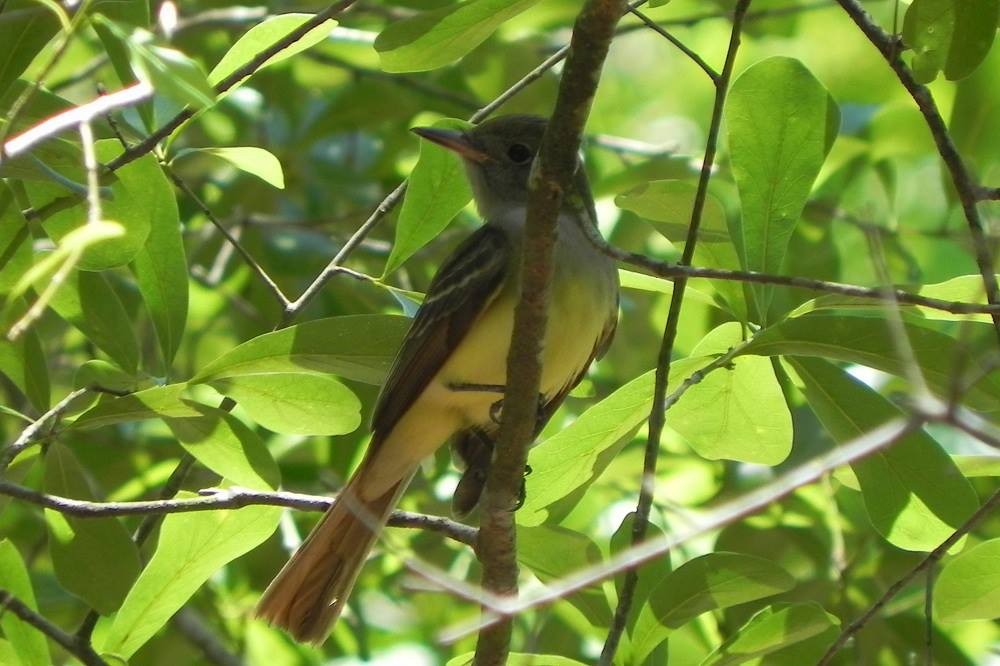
[615,179,729,243]
[0,183,31,293]
[0,540,51,666]
[72,384,200,430]
[174,146,285,189]
[0,0,60,98]
[0,327,49,411]
[903,0,999,83]
[934,538,1000,622]
[375,0,542,73]
[701,603,838,665]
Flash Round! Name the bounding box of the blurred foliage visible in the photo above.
[0,0,999,664]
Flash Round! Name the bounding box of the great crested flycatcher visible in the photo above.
[256,114,620,643]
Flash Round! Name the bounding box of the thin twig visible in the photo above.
[628,8,719,82]
[0,590,108,666]
[601,2,751,661]
[0,482,479,546]
[165,167,291,309]
[834,0,1000,342]
[977,186,999,201]
[816,485,1000,665]
[0,388,88,474]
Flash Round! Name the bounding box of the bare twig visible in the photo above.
[834,0,1000,342]
[472,2,627,663]
[0,590,108,666]
[0,389,88,473]
[0,482,478,546]
[1,82,153,161]
[627,8,719,82]
[977,186,999,201]
[165,167,291,309]
[816,485,1000,665]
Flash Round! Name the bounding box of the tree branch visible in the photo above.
[0,390,88,474]
[0,482,478,547]
[0,590,108,666]
[601,2,752,661]
[833,0,1000,343]
[472,2,627,664]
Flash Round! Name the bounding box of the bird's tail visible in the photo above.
[256,462,414,644]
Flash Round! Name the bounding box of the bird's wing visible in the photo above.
[371,224,512,442]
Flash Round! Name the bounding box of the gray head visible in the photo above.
[412,115,575,222]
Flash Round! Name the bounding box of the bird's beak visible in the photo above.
[411,127,490,163]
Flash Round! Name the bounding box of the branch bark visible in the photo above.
[0,590,108,666]
[472,1,627,663]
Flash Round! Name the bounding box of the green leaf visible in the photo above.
[934,538,1000,622]
[518,358,707,527]
[0,539,51,666]
[632,552,795,663]
[209,372,361,436]
[447,654,587,666]
[791,357,978,551]
[517,525,610,627]
[384,118,473,275]
[71,384,200,430]
[0,183,31,294]
[35,140,151,271]
[164,402,279,490]
[0,0,60,99]
[97,495,280,658]
[615,179,730,243]
[208,13,337,88]
[129,152,187,368]
[610,513,671,634]
[44,270,140,374]
[701,603,838,665]
[174,146,285,189]
[727,57,838,319]
[43,442,141,615]
[375,0,542,73]
[903,0,999,83]
[0,328,49,411]
[73,359,138,394]
[668,353,792,465]
[744,313,1000,418]
[191,314,411,385]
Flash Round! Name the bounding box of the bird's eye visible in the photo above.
[507,143,533,164]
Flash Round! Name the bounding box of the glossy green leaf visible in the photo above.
[632,552,795,663]
[615,179,729,243]
[701,603,838,665]
[35,141,151,271]
[903,0,999,83]
[518,358,707,527]
[0,328,49,411]
[791,357,978,551]
[375,0,542,73]
[164,402,279,490]
[0,539,51,666]
[191,314,411,385]
[727,57,838,318]
[384,118,472,275]
[98,495,280,658]
[209,372,361,436]
[208,13,337,87]
[934,538,1000,622]
[45,270,139,374]
[668,354,792,465]
[0,183,31,293]
[175,146,285,189]
[744,314,1000,418]
[129,152,187,368]
[0,0,60,98]
[517,525,610,627]
[72,384,200,430]
[43,442,141,614]
[73,359,139,394]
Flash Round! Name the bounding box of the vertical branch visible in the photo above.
[600,1,753,661]
[472,1,627,664]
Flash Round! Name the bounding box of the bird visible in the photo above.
[256,114,620,643]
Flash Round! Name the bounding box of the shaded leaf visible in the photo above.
[791,357,978,551]
[0,0,60,98]
[43,442,141,615]
[0,327,49,411]
[72,384,200,430]
[903,0,999,83]
[447,654,587,666]
[0,183,31,293]
[0,540,51,666]
[615,179,729,243]
[701,603,838,665]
